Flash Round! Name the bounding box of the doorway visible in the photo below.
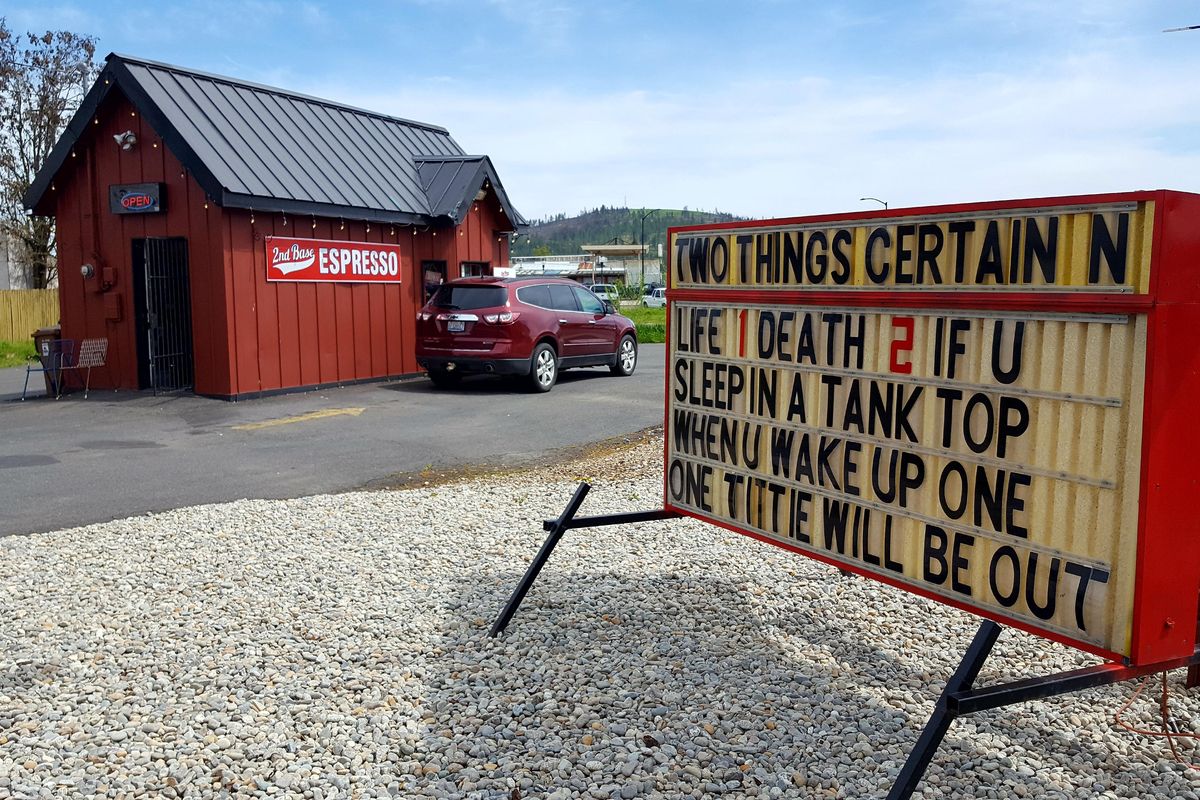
[132,237,194,392]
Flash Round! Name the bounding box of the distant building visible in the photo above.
[0,235,11,290]
[510,255,626,283]
[0,235,49,289]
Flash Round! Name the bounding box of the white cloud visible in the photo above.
[312,42,1200,221]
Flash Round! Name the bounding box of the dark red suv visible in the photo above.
[415,276,638,392]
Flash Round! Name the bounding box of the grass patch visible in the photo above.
[621,306,667,344]
[0,340,36,369]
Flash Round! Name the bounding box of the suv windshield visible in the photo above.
[431,285,506,310]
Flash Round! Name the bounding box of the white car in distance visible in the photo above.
[643,287,667,308]
[587,284,621,304]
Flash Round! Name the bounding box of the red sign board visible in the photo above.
[265,236,403,283]
[665,190,1200,665]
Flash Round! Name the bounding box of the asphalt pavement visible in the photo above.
[0,345,666,536]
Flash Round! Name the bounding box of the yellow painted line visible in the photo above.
[233,407,365,431]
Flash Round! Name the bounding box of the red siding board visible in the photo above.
[231,211,260,393]
[235,211,280,391]
[267,215,304,390]
[189,164,231,395]
[296,279,320,387]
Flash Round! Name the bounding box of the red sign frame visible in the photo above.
[265,236,404,283]
[664,190,1200,665]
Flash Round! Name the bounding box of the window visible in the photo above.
[460,261,490,278]
[548,284,578,312]
[516,284,552,309]
[431,284,506,310]
[573,286,605,314]
[422,260,447,303]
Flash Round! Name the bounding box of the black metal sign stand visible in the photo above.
[889,622,1200,799]
[492,482,1200,798]
[489,482,681,638]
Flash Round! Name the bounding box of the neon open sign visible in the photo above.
[109,182,163,214]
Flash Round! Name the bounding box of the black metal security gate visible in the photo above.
[133,237,194,393]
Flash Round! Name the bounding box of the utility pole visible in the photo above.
[640,208,658,291]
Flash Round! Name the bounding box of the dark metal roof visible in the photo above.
[417,156,528,226]
[25,53,525,229]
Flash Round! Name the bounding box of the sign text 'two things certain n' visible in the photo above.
[666,202,1153,656]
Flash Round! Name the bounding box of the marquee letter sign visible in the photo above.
[665,191,1200,664]
[265,236,404,284]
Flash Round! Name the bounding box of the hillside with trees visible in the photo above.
[512,206,744,258]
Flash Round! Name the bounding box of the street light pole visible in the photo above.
[860,196,888,209]
[640,208,658,290]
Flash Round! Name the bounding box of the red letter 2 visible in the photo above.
[891,317,914,374]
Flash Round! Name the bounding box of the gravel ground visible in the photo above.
[2,432,1200,799]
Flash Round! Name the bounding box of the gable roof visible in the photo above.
[25,53,525,229]
[417,156,526,226]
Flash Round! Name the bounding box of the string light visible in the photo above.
[282,211,287,226]
[339,218,345,231]
[390,226,395,236]
[250,208,255,225]
[311,214,317,230]
[366,221,371,233]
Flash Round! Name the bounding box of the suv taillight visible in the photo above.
[418,311,433,321]
[483,311,520,324]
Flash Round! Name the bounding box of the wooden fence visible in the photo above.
[0,289,59,341]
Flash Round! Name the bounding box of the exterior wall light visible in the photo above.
[81,263,95,278]
[113,131,138,150]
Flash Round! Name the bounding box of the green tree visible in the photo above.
[0,20,99,288]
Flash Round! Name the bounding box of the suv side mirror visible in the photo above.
[603,300,616,315]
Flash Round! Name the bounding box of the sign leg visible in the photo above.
[887,620,1003,800]
[489,482,590,638]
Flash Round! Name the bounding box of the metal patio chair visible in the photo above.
[60,338,109,398]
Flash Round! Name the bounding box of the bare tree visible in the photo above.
[0,20,99,288]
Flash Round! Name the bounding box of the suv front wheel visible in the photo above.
[528,343,558,392]
[610,335,637,376]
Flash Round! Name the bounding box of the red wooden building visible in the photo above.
[25,54,526,399]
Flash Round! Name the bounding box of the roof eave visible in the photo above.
[221,192,431,227]
[23,62,119,213]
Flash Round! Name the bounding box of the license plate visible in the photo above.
[447,320,465,332]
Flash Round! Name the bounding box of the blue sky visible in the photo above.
[8,1,1200,220]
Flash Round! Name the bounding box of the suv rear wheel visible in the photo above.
[529,343,558,392]
[611,334,637,376]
